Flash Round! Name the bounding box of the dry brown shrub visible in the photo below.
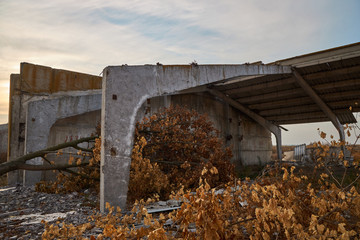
[36,139,100,194]
[129,105,234,201]
[43,164,360,239]
[41,122,360,239]
[36,105,234,203]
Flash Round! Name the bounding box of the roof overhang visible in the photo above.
[209,42,360,125]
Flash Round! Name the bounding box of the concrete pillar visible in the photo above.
[274,131,282,160]
[292,69,346,144]
[7,74,23,185]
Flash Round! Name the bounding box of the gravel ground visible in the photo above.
[0,185,99,239]
[0,185,182,239]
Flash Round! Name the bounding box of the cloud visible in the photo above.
[0,0,359,144]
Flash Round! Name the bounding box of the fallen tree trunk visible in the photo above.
[0,136,98,177]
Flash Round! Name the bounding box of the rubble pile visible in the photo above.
[0,185,183,239]
[0,185,98,239]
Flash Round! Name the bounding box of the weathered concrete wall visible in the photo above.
[24,93,101,185]
[144,93,272,168]
[7,62,102,185]
[0,124,8,160]
[42,110,101,181]
[239,115,272,165]
[100,64,291,211]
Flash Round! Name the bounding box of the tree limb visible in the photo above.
[0,136,98,176]
[72,145,93,153]
[17,162,89,171]
[61,168,100,181]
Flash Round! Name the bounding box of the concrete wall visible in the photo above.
[7,62,102,185]
[143,93,272,168]
[24,93,101,185]
[100,64,289,211]
[42,110,101,181]
[0,124,8,162]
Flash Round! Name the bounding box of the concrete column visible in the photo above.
[7,74,23,185]
[292,69,346,143]
[274,130,282,160]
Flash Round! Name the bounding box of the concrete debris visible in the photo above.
[0,185,185,239]
[0,185,98,239]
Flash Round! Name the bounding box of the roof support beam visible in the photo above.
[207,88,282,160]
[292,68,345,143]
[236,88,305,104]
[223,77,296,95]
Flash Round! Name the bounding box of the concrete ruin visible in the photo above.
[24,94,101,185]
[100,64,290,211]
[7,63,102,185]
[0,124,8,161]
[143,93,273,168]
[7,63,277,188]
[99,42,360,211]
[5,42,360,213]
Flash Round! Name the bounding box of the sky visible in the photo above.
[0,0,359,145]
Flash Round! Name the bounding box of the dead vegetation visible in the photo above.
[39,108,360,239]
[35,106,235,203]
[2,105,360,239]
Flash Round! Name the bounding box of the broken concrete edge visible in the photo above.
[19,62,102,94]
[100,64,292,212]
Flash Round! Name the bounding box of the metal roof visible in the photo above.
[211,42,360,125]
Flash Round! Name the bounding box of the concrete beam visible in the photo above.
[207,89,282,160]
[292,68,345,142]
[100,64,291,211]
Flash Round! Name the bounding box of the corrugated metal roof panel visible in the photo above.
[212,42,360,126]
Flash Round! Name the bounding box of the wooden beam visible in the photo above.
[259,103,359,117]
[236,88,305,104]
[221,65,360,97]
[235,81,359,105]
[329,100,360,109]
[303,65,360,81]
[277,118,330,125]
[322,90,360,101]
[292,68,345,142]
[259,104,321,116]
[248,90,359,111]
[266,110,353,122]
[223,77,296,95]
[313,78,360,91]
[267,112,326,121]
[249,97,313,110]
[207,88,282,160]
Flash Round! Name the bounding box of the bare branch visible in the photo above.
[61,168,100,181]
[0,136,98,176]
[17,162,89,171]
[72,145,93,153]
